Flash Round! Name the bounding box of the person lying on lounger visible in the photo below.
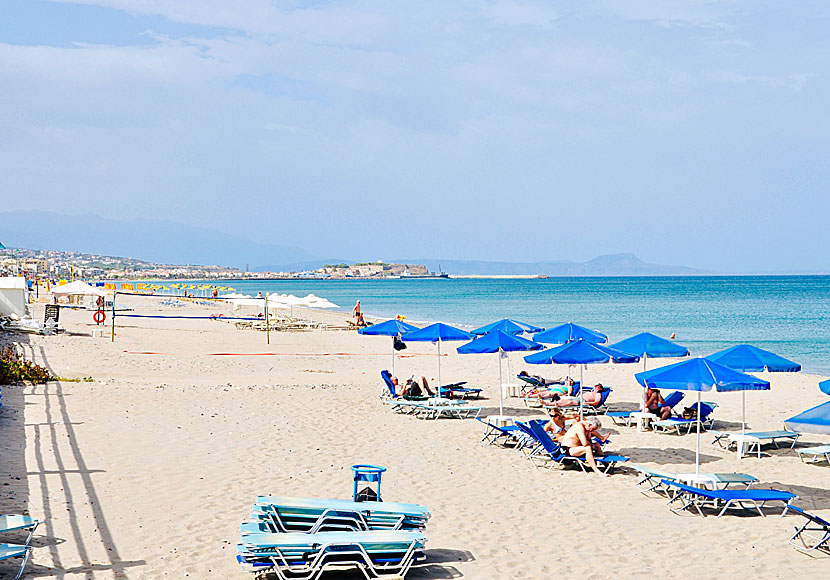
[560,416,611,477]
[542,383,604,408]
[644,387,672,420]
[518,371,565,386]
[390,375,436,398]
[524,376,575,400]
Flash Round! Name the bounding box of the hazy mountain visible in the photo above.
[402,254,710,276]
[0,210,317,269]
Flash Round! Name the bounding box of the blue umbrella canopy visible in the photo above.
[458,330,543,416]
[635,357,770,472]
[610,332,690,359]
[820,379,830,396]
[784,401,830,435]
[401,323,474,395]
[524,339,639,365]
[471,318,544,336]
[705,344,801,373]
[358,319,418,336]
[402,323,473,343]
[532,322,607,345]
[458,330,543,354]
[358,319,419,375]
[635,358,770,392]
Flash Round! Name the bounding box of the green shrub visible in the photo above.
[0,346,53,384]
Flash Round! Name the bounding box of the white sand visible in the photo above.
[1,293,829,579]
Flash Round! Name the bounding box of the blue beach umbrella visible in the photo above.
[610,332,690,370]
[471,318,544,336]
[820,379,830,396]
[533,322,607,345]
[402,323,474,395]
[784,401,830,435]
[706,344,800,431]
[525,340,639,418]
[358,319,419,375]
[458,331,543,416]
[636,358,770,472]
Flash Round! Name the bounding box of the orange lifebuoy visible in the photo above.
[93,310,106,324]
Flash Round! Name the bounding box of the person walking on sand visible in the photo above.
[352,300,362,320]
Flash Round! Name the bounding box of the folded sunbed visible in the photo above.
[0,544,31,580]
[249,496,430,534]
[796,445,830,465]
[785,505,830,553]
[237,529,426,578]
[662,479,796,517]
[630,465,758,494]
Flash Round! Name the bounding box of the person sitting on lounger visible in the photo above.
[390,375,435,398]
[544,407,568,439]
[644,387,672,420]
[560,416,611,477]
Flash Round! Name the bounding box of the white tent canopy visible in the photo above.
[51,281,105,297]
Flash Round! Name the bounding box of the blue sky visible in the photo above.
[2,1,829,272]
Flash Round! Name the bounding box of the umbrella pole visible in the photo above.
[437,340,442,398]
[498,348,504,417]
[742,390,747,434]
[696,390,701,475]
[265,295,270,345]
[579,365,584,420]
[391,337,396,376]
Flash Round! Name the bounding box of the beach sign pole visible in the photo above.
[265,295,270,345]
[111,291,116,342]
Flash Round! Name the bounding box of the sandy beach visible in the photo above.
[2,294,829,579]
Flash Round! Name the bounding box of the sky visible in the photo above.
[2,1,829,272]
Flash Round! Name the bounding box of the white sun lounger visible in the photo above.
[796,445,830,464]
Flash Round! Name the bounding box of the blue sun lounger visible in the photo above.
[518,421,628,473]
[607,391,685,426]
[237,530,426,579]
[474,417,523,447]
[630,465,758,494]
[0,515,41,546]
[785,505,830,553]
[248,497,430,534]
[662,480,796,517]
[796,445,830,465]
[0,544,31,580]
[652,402,718,434]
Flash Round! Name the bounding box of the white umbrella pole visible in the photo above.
[742,390,747,434]
[437,340,442,397]
[696,390,701,475]
[498,348,504,417]
[391,337,396,376]
[579,365,584,420]
[641,355,648,411]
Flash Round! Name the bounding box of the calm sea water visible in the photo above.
[188,276,830,375]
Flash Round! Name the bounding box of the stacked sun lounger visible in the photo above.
[0,514,41,580]
[237,496,431,579]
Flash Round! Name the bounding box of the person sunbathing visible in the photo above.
[544,407,568,440]
[390,375,435,398]
[644,387,672,420]
[518,371,565,386]
[524,376,575,401]
[542,383,604,408]
[559,416,611,477]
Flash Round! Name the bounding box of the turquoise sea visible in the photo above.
[192,276,830,375]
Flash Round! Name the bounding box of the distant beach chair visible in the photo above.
[661,479,796,517]
[796,445,830,465]
[785,505,830,553]
[630,465,758,495]
[607,391,684,426]
[236,529,427,578]
[652,402,718,434]
[0,544,31,580]
[516,421,629,473]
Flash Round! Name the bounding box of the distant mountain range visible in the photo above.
[1,210,709,276]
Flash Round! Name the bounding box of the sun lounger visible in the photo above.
[0,544,31,580]
[439,382,483,399]
[630,465,758,494]
[474,417,524,447]
[652,402,718,434]
[785,505,830,553]
[796,445,830,465]
[250,496,430,534]
[661,479,796,517]
[519,421,629,473]
[237,529,426,579]
[0,515,41,546]
[607,391,684,426]
[723,430,800,459]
